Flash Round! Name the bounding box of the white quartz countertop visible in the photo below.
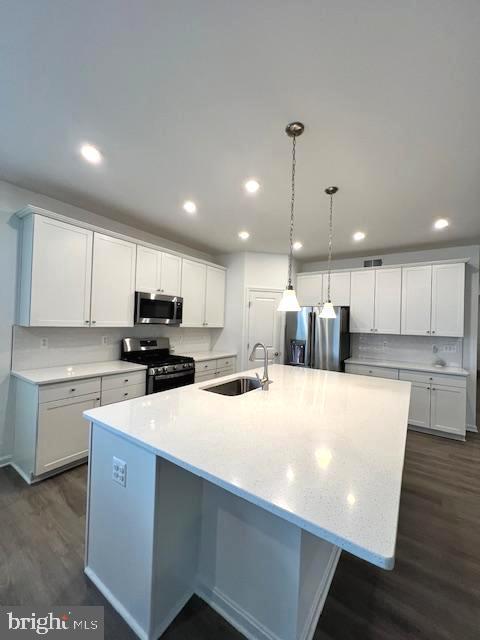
[11,361,147,385]
[175,350,237,362]
[84,364,411,570]
[345,357,468,376]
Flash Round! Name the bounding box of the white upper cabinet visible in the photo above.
[19,214,93,327]
[160,252,182,296]
[135,247,182,296]
[401,265,433,335]
[90,233,136,327]
[296,274,322,307]
[135,246,160,292]
[204,266,226,327]
[322,272,351,306]
[350,270,375,333]
[181,259,207,327]
[181,259,226,327]
[374,268,402,334]
[431,263,465,337]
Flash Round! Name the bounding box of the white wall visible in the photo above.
[0,179,216,464]
[301,245,480,430]
[213,252,293,369]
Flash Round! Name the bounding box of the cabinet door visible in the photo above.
[430,384,466,436]
[91,234,136,327]
[296,274,323,306]
[36,394,99,476]
[431,263,465,337]
[401,265,432,335]
[204,266,226,327]
[322,272,351,306]
[136,246,161,292]
[160,252,182,296]
[181,259,207,326]
[29,216,93,327]
[350,270,375,333]
[374,268,401,334]
[408,383,431,428]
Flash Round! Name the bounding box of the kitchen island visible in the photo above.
[83,365,411,640]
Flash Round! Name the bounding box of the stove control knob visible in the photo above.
[163,366,168,373]
[173,366,177,371]
[183,364,188,369]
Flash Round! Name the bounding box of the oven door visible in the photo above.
[148,370,195,394]
[135,292,183,325]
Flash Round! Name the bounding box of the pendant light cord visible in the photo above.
[288,135,296,287]
[327,192,334,302]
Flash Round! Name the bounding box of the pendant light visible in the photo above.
[278,122,304,312]
[319,186,339,319]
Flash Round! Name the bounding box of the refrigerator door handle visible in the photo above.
[307,310,315,368]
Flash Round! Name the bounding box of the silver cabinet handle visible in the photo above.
[124,379,129,383]
[124,392,129,396]
[84,320,89,324]
[274,352,279,356]
[431,330,436,334]
[429,377,433,381]
[70,388,76,392]
[426,330,429,334]
[92,320,96,324]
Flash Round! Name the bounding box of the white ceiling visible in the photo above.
[1,1,480,260]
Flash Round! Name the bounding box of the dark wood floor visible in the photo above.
[1,422,479,639]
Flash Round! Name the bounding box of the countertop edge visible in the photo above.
[345,357,468,377]
[175,351,237,362]
[84,413,396,570]
[11,362,148,385]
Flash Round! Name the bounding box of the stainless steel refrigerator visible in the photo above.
[284,306,350,371]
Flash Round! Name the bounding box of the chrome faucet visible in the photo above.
[249,342,271,390]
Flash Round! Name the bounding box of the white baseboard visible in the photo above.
[149,590,193,640]
[299,547,341,640]
[467,424,478,433]
[196,583,281,640]
[85,566,147,640]
[10,462,33,484]
[0,455,12,468]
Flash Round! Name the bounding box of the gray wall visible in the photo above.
[0,179,215,464]
[301,245,480,430]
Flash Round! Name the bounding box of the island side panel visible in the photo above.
[85,424,158,639]
[150,459,203,639]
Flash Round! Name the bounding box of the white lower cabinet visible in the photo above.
[13,369,147,483]
[408,383,431,429]
[194,356,236,383]
[430,384,466,436]
[345,364,467,439]
[36,394,98,476]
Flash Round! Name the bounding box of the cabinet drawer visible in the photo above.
[39,377,101,404]
[197,360,216,373]
[399,370,466,388]
[216,357,235,371]
[101,383,146,406]
[346,364,398,379]
[101,370,146,391]
[195,372,217,383]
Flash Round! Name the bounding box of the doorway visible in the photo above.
[245,289,284,369]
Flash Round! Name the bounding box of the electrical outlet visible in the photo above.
[40,337,48,349]
[102,336,109,346]
[112,457,127,488]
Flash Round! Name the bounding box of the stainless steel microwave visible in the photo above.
[134,292,183,325]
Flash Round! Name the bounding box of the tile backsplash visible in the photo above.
[12,325,214,371]
[351,333,463,367]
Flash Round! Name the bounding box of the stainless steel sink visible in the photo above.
[202,376,263,396]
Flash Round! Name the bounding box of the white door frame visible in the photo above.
[243,287,285,370]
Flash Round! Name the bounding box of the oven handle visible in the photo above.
[153,371,195,381]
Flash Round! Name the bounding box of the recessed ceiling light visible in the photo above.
[238,231,250,240]
[353,231,366,241]
[293,241,303,250]
[434,218,449,230]
[183,200,197,214]
[244,179,260,194]
[80,143,103,165]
